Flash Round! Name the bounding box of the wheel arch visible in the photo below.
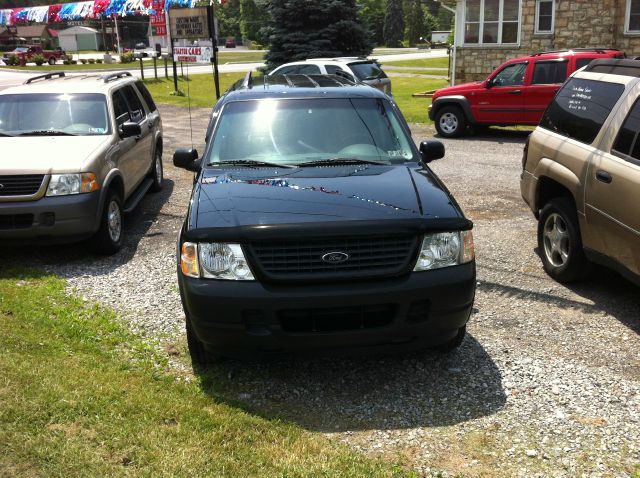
[431,96,476,124]
[534,158,582,215]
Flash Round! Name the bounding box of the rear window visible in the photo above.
[539,78,624,144]
[575,57,598,70]
[348,62,387,81]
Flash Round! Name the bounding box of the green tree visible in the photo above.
[404,0,424,46]
[265,0,372,70]
[240,0,271,45]
[217,0,242,40]
[357,0,386,47]
[424,11,439,39]
[383,0,403,47]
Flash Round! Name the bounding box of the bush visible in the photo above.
[120,52,135,63]
[249,42,264,51]
[6,54,19,66]
[70,60,78,65]
[80,58,87,64]
[416,42,431,49]
[63,59,70,65]
[32,54,45,66]
[96,58,103,64]
[88,58,95,64]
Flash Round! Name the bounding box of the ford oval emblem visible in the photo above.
[322,251,349,264]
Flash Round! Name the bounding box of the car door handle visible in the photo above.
[596,170,612,184]
[508,90,522,94]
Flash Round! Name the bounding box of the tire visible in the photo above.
[90,189,124,255]
[149,149,163,193]
[186,318,218,365]
[434,326,466,353]
[435,106,467,138]
[537,197,589,283]
[48,57,56,65]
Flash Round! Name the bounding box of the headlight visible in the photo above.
[413,231,475,271]
[180,242,255,280]
[46,173,99,196]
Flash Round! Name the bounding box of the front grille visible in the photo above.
[278,304,396,333]
[0,175,45,197]
[248,235,418,280]
[0,214,34,230]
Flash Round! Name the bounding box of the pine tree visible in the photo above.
[265,0,373,70]
[383,0,404,48]
[405,0,424,46]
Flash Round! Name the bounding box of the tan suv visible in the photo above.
[521,59,640,285]
[0,71,163,254]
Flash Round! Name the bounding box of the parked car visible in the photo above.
[429,48,625,138]
[224,38,236,48]
[2,45,68,66]
[269,58,392,96]
[521,58,640,286]
[173,72,475,362]
[0,71,163,254]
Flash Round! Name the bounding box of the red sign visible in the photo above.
[150,0,167,36]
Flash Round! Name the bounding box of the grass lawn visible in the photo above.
[0,270,411,477]
[380,57,450,69]
[143,73,447,124]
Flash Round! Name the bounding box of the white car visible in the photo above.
[269,58,392,96]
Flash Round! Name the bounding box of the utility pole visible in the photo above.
[114,14,122,53]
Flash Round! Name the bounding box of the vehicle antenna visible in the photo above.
[186,61,193,149]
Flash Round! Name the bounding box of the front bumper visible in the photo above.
[0,191,101,243]
[178,262,476,356]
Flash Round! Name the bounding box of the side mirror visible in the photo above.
[419,140,445,163]
[173,148,200,172]
[120,121,141,138]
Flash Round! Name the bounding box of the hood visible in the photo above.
[433,81,485,99]
[0,136,111,174]
[186,164,468,241]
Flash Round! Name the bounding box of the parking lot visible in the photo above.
[2,105,638,477]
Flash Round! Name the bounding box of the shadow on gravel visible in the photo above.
[435,128,530,144]
[195,334,506,432]
[0,178,175,278]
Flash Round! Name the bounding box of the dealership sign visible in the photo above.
[173,46,212,63]
[169,7,208,40]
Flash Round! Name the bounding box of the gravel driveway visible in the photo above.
[3,105,638,477]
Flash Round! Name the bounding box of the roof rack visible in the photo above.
[23,71,66,84]
[530,48,623,57]
[102,71,132,83]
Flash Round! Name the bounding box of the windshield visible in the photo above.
[13,47,28,53]
[206,97,414,166]
[0,93,110,136]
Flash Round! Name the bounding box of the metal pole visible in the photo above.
[172,38,178,92]
[207,4,220,99]
[139,56,145,80]
[153,55,158,79]
[164,56,168,78]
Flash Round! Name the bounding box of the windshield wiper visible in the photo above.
[212,159,295,169]
[19,130,76,137]
[297,158,388,167]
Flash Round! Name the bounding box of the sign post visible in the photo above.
[207,4,220,100]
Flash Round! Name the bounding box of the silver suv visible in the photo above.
[521,59,640,285]
[0,71,163,254]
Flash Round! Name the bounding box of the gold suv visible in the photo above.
[521,59,640,285]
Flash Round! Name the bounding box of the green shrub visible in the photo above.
[80,58,87,64]
[249,42,264,50]
[96,58,103,64]
[6,54,19,66]
[32,54,45,66]
[88,58,95,64]
[63,59,70,65]
[70,59,78,65]
[416,43,431,49]
[120,52,135,63]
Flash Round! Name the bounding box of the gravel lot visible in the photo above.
[3,105,638,477]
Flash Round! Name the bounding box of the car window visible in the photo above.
[0,93,109,136]
[206,98,415,165]
[135,80,157,112]
[575,57,598,70]
[539,78,624,144]
[112,90,130,127]
[490,62,527,87]
[612,98,640,163]
[532,60,568,85]
[325,65,341,74]
[120,85,145,123]
[275,65,299,75]
[348,62,387,80]
[296,64,321,74]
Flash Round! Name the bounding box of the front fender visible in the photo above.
[430,96,476,124]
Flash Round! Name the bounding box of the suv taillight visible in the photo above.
[522,134,531,170]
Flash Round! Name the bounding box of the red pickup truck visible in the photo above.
[3,45,68,66]
[428,48,625,137]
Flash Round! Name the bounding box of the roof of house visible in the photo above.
[16,25,50,38]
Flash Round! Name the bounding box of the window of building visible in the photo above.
[464,0,520,45]
[626,0,640,33]
[535,0,554,33]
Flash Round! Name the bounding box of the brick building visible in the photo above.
[451,0,640,84]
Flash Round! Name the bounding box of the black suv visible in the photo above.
[173,73,476,362]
